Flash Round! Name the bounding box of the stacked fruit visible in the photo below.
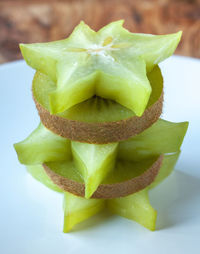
[14,21,188,232]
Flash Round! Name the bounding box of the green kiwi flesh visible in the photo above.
[43,155,163,199]
[33,65,163,143]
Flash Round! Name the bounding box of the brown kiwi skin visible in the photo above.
[33,91,163,144]
[43,155,163,199]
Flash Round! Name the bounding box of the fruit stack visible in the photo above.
[14,21,188,232]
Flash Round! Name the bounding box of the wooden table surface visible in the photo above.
[0,0,199,63]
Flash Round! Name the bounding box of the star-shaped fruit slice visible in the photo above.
[107,189,156,231]
[71,141,118,199]
[20,20,181,116]
[63,190,156,232]
[14,123,71,165]
[119,119,188,161]
[62,152,180,232]
[63,192,105,233]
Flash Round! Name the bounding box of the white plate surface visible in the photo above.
[0,56,200,254]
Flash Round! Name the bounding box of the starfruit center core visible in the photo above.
[67,36,130,59]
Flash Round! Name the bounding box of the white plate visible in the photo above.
[0,56,200,254]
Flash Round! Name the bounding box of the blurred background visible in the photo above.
[0,0,199,64]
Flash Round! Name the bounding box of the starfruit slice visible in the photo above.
[150,152,180,188]
[14,123,71,165]
[20,20,181,116]
[107,189,156,231]
[27,164,63,193]
[63,192,105,232]
[71,141,118,198]
[119,119,188,161]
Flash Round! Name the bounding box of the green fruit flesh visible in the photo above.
[14,119,187,190]
[71,141,118,198]
[106,151,180,231]
[119,119,188,161]
[45,153,176,185]
[21,20,180,116]
[27,152,179,195]
[106,152,180,231]
[34,151,178,190]
[14,119,187,167]
[107,189,157,231]
[26,152,180,232]
[46,160,83,183]
[14,123,71,165]
[63,192,105,232]
[150,152,180,189]
[27,164,63,193]
[33,65,163,123]
[103,156,158,184]
[17,20,185,232]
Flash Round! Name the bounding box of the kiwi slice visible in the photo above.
[27,151,179,199]
[20,20,181,117]
[107,189,156,231]
[33,65,163,144]
[43,155,163,199]
[71,141,118,199]
[63,192,105,233]
[14,123,72,165]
